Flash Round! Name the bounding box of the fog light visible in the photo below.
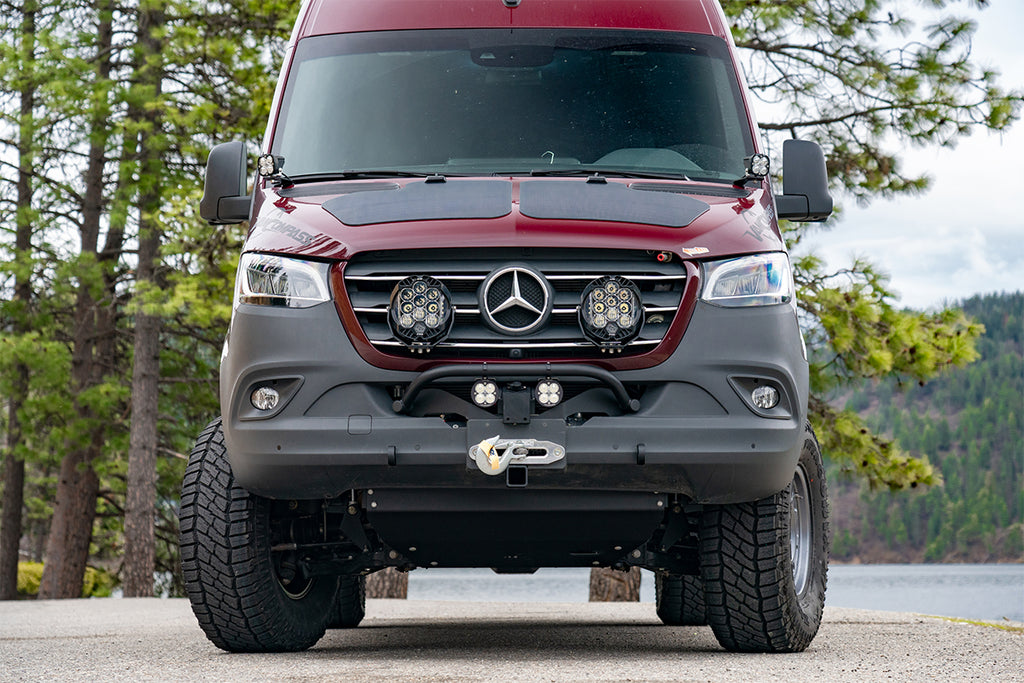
[535,380,563,408]
[471,380,498,408]
[251,386,280,411]
[751,385,780,410]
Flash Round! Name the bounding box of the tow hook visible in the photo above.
[470,435,566,476]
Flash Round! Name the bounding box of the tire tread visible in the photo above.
[698,423,830,652]
[179,418,333,652]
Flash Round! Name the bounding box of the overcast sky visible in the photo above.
[799,0,1024,311]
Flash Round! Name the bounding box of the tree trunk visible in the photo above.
[0,403,26,600]
[122,3,166,599]
[38,3,115,600]
[38,450,100,598]
[366,568,409,599]
[1,0,37,602]
[123,311,160,596]
[588,567,641,602]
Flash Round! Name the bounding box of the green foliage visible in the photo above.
[723,0,1023,200]
[829,293,1023,562]
[795,252,984,489]
[0,0,1016,593]
[0,0,298,596]
[16,562,43,597]
[81,565,116,598]
[16,562,114,598]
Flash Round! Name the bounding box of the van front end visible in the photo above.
[180,0,833,655]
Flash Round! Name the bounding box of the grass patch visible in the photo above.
[934,615,1024,633]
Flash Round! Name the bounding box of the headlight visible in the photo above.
[579,276,644,347]
[388,276,454,349]
[701,253,793,307]
[236,253,331,308]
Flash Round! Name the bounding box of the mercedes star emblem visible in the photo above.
[479,266,552,335]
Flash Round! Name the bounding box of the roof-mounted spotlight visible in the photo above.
[734,153,770,188]
[257,153,292,187]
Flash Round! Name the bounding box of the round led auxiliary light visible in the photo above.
[579,276,644,347]
[388,276,454,349]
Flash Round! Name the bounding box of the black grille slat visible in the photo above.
[344,248,685,359]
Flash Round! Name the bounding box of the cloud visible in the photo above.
[804,2,1024,311]
[805,221,1022,309]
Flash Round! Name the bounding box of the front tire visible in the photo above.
[327,575,366,628]
[179,419,338,652]
[699,423,830,652]
[655,573,707,626]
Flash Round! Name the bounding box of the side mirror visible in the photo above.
[774,140,833,222]
[199,141,251,224]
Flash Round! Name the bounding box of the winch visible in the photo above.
[469,435,566,475]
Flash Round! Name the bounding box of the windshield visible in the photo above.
[273,29,755,181]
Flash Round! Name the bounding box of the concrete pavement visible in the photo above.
[1,598,1021,681]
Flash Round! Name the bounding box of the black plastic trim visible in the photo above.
[392,363,641,414]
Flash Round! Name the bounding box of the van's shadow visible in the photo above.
[314,618,722,658]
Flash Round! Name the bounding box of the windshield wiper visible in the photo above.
[287,170,451,184]
[529,167,690,181]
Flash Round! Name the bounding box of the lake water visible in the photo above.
[407,564,1024,623]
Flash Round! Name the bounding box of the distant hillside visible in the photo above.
[825,291,1023,563]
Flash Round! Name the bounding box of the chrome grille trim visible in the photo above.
[346,274,488,282]
[372,339,662,349]
[343,249,686,359]
[546,274,686,281]
[356,304,679,315]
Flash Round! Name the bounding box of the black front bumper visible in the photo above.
[220,300,808,503]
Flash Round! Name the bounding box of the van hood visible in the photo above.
[242,177,783,260]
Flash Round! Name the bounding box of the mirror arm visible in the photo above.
[775,194,809,221]
[218,195,253,223]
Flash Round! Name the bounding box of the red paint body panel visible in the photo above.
[296,0,725,37]
[245,176,779,372]
[329,259,703,372]
[267,0,761,162]
[246,179,781,260]
[249,0,778,371]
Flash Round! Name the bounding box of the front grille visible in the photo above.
[343,248,687,360]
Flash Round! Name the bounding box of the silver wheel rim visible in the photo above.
[789,464,812,597]
[272,543,314,600]
[275,557,314,600]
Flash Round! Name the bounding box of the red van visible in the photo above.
[183,0,834,653]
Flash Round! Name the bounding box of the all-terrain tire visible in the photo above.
[328,575,366,628]
[655,573,708,626]
[699,423,830,652]
[179,418,338,652]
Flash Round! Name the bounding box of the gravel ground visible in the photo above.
[1,598,1021,681]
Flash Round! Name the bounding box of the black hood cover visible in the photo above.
[519,180,708,227]
[321,178,709,228]
[323,180,512,226]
